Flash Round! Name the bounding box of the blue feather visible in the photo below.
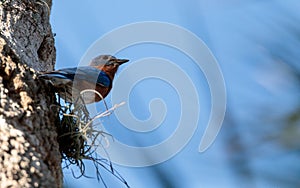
[40,66,112,87]
[97,71,111,87]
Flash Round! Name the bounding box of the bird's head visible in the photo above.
[89,55,129,76]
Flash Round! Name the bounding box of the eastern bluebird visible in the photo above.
[39,55,129,104]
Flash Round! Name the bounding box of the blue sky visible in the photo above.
[51,1,300,187]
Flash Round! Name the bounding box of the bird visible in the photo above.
[39,55,129,104]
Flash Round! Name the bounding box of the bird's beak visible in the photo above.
[116,59,129,65]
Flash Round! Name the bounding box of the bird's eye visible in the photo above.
[106,60,115,66]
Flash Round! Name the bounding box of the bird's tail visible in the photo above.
[38,72,72,87]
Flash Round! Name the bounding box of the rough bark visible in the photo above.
[0,0,62,187]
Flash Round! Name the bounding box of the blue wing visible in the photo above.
[96,70,111,87]
[40,66,111,87]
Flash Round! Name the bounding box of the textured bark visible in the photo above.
[0,0,62,187]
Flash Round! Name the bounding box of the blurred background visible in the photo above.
[51,1,300,187]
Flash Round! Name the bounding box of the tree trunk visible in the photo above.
[0,0,62,187]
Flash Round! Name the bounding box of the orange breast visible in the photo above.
[72,79,112,103]
[94,85,111,102]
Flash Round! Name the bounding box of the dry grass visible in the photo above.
[56,89,129,188]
